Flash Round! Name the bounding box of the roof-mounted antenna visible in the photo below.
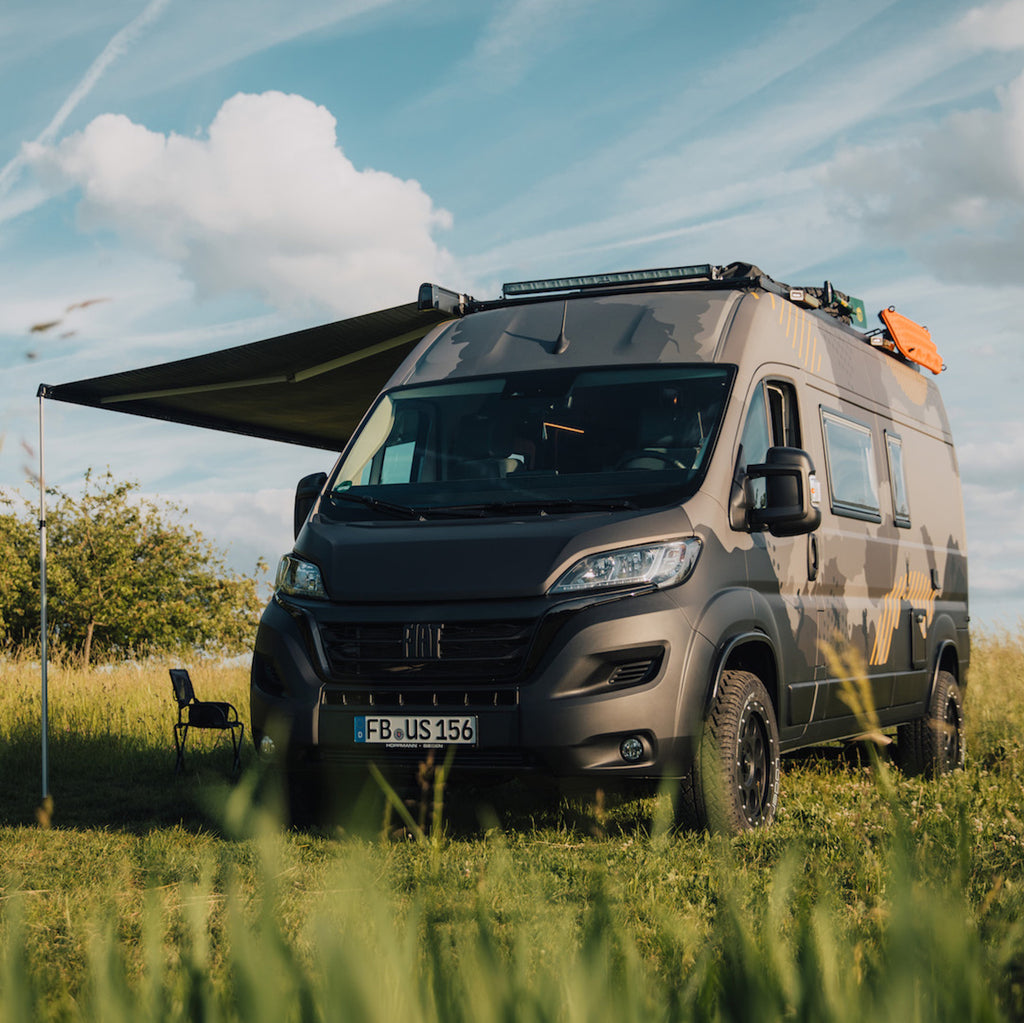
[555,301,570,354]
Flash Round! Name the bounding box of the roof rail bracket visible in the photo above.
[418,283,472,317]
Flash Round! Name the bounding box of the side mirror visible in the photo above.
[294,472,327,539]
[747,447,821,537]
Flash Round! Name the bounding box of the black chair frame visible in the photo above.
[171,668,243,774]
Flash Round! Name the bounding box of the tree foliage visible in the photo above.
[0,470,265,664]
[0,500,37,649]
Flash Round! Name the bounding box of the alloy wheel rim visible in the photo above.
[942,696,962,769]
[736,702,771,825]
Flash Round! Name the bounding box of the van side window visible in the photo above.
[885,432,911,527]
[821,410,881,522]
[738,380,800,510]
[766,382,800,448]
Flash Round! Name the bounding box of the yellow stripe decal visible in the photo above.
[870,571,940,666]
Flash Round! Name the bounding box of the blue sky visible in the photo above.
[1,0,1023,624]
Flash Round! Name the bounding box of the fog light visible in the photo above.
[619,736,644,763]
[259,734,277,760]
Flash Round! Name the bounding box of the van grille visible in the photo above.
[322,688,519,709]
[318,619,534,683]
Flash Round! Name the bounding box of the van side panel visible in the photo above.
[711,293,968,745]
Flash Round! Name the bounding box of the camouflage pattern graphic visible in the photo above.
[389,282,968,741]
[399,292,737,385]
[253,268,969,807]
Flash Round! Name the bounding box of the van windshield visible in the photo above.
[326,365,733,517]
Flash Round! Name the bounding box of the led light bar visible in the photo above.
[502,264,714,298]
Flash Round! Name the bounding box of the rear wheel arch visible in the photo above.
[710,632,780,716]
[927,613,963,686]
[935,639,962,691]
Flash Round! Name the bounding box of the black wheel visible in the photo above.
[897,670,965,777]
[678,669,780,834]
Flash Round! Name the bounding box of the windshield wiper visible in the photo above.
[330,491,424,519]
[425,497,638,518]
[331,491,638,520]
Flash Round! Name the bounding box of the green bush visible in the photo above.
[0,470,264,664]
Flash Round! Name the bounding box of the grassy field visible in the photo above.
[1,633,1023,1021]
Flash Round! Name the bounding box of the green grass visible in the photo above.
[1,635,1024,1020]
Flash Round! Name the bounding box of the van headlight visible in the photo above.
[549,538,701,595]
[275,554,328,599]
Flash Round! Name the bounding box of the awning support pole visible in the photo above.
[38,391,49,805]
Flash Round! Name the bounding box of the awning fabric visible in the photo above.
[39,301,451,451]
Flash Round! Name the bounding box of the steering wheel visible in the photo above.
[614,449,688,470]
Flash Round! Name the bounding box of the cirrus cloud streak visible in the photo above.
[826,0,1024,286]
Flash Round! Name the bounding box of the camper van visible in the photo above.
[250,261,969,832]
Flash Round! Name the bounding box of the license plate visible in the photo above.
[353,715,477,747]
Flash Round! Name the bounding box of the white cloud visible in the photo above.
[819,1,1024,287]
[826,66,1024,285]
[959,428,1024,482]
[158,486,313,577]
[956,0,1024,51]
[24,91,456,316]
[960,481,1024,613]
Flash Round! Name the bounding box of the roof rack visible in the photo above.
[761,272,944,373]
[782,281,868,329]
[417,260,944,373]
[494,261,874,331]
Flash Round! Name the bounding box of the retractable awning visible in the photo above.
[32,298,453,811]
[38,300,453,451]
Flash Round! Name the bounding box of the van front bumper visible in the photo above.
[250,586,714,780]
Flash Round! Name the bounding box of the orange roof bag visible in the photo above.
[879,306,944,375]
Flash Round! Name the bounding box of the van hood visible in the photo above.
[296,507,694,603]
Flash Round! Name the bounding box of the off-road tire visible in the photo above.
[897,670,965,778]
[672,760,704,832]
[681,669,781,834]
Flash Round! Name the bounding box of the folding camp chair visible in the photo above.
[170,668,244,774]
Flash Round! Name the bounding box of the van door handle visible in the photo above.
[808,534,819,582]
